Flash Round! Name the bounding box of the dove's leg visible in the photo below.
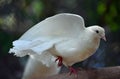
[55,56,63,67]
[68,66,81,77]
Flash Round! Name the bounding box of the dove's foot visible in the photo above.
[55,56,63,67]
[68,66,81,77]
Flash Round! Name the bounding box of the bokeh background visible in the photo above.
[0,0,120,79]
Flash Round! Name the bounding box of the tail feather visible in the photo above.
[22,57,61,79]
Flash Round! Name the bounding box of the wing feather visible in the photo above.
[9,38,64,57]
[20,13,85,40]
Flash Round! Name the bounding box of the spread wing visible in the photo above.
[20,13,85,40]
[9,13,85,66]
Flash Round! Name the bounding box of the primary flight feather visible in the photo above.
[9,13,106,75]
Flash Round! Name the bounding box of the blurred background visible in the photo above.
[0,0,120,79]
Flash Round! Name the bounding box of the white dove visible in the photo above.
[9,13,106,77]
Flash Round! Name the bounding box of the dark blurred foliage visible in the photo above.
[0,0,120,79]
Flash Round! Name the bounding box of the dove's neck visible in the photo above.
[82,28,100,48]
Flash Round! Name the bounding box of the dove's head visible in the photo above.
[88,25,106,41]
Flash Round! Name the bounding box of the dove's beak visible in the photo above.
[102,36,106,41]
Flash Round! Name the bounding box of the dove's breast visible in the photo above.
[69,38,100,66]
[51,36,100,66]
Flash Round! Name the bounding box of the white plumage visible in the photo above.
[9,13,106,78]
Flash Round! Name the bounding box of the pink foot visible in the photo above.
[68,66,80,77]
[55,56,63,67]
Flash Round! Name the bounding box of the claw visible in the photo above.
[55,56,63,67]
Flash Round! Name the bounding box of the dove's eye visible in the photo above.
[95,30,99,33]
